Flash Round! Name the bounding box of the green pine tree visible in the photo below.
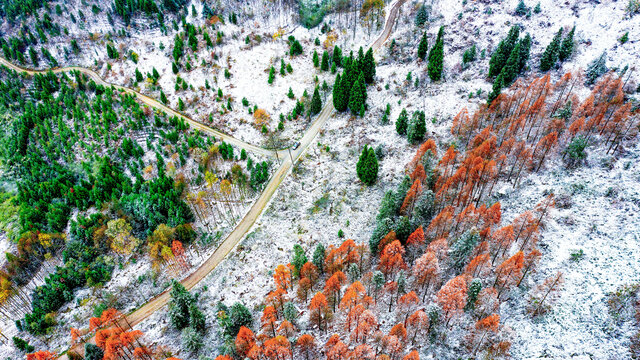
[500,42,521,86]
[342,57,357,96]
[312,243,325,273]
[333,45,342,67]
[558,26,575,62]
[290,39,303,56]
[356,145,378,186]
[356,47,365,74]
[540,28,563,71]
[310,86,322,115]
[585,51,607,85]
[396,108,409,135]
[268,66,275,84]
[332,73,348,112]
[321,50,330,71]
[465,278,483,310]
[348,72,366,115]
[135,68,143,82]
[427,29,444,82]
[417,32,428,60]
[415,4,428,27]
[84,344,104,360]
[168,280,194,330]
[488,26,520,77]
[517,34,532,72]
[363,48,376,84]
[462,44,477,64]
[313,50,319,67]
[291,244,307,277]
[407,110,426,144]
[487,72,504,104]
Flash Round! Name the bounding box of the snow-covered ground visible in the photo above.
[500,141,640,359]
[1,0,639,358]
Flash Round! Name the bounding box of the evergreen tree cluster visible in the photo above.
[112,0,159,25]
[0,67,226,335]
[540,26,575,71]
[487,26,532,103]
[356,144,379,186]
[216,301,253,353]
[514,0,531,17]
[288,35,303,56]
[24,214,114,334]
[332,47,376,116]
[369,161,436,256]
[250,161,270,190]
[396,109,426,144]
[168,280,206,331]
[168,281,207,353]
[106,43,119,59]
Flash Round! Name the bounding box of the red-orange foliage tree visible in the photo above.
[436,275,468,324]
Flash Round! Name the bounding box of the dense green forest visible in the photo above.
[0,66,260,335]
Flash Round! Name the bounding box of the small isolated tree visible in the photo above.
[407,111,426,144]
[310,86,322,115]
[528,272,564,316]
[268,66,275,84]
[135,68,143,82]
[417,32,428,61]
[313,50,320,67]
[356,145,379,186]
[515,0,529,16]
[321,51,330,71]
[462,44,477,65]
[396,108,409,135]
[564,135,588,167]
[585,51,607,85]
[415,4,428,27]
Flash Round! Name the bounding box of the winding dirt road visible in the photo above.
[1,0,406,356]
